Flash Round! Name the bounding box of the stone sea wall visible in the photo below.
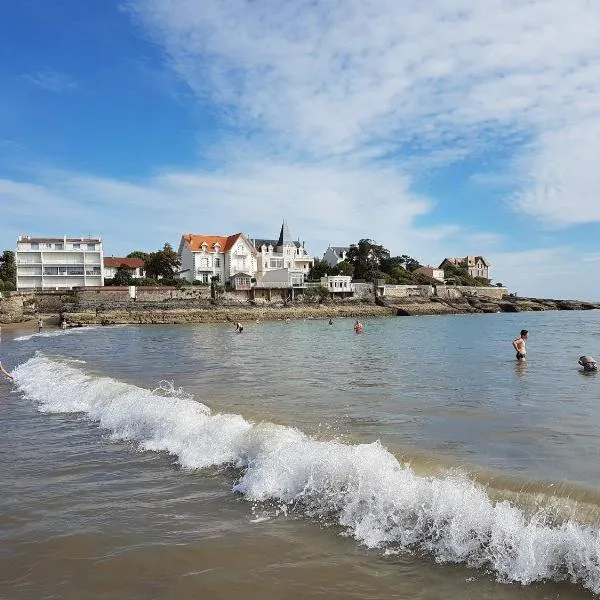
[2,286,599,325]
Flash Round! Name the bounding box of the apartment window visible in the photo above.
[55,244,64,250]
[269,258,283,269]
[73,243,81,249]
[201,273,209,283]
[215,258,221,268]
[31,243,39,250]
[44,267,59,275]
[67,266,84,275]
[87,243,96,251]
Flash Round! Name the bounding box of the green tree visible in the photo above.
[307,258,330,280]
[113,265,134,286]
[345,239,390,281]
[145,243,181,280]
[126,250,148,261]
[0,250,16,287]
[328,260,354,277]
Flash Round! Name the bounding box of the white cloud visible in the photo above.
[23,70,78,93]
[0,162,488,262]
[125,0,600,227]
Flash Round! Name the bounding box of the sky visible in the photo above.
[1,0,600,299]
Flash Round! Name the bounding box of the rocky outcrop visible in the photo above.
[63,303,396,326]
[0,295,24,324]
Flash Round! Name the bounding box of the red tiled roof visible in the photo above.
[104,257,144,268]
[182,233,256,255]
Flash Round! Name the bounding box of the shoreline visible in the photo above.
[3,296,599,328]
[60,295,600,326]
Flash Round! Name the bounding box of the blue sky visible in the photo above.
[2,0,600,299]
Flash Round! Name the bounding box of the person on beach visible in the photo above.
[0,359,12,381]
[354,320,363,334]
[578,356,598,372]
[235,321,244,333]
[512,329,528,361]
[38,318,43,333]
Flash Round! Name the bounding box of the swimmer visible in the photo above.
[235,321,244,333]
[354,320,363,334]
[512,329,528,361]
[328,318,333,325]
[0,359,12,381]
[578,355,598,372]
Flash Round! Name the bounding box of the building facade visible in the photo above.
[320,275,354,297]
[16,235,104,290]
[415,266,445,282]
[178,233,258,287]
[104,257,145,279]
[439,256,490,280]
[322,246,349,267]
[253,220,313,279]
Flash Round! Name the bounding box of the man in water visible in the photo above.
[512,329,528,361]
[578,356,598,372]
[235,321,244,333]
[0,359,12,381]
[38,318,43,333]
[354,320,363,334]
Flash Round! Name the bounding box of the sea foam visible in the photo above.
[12,354,600,593]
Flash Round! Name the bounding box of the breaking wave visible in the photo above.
[12,354,600,594]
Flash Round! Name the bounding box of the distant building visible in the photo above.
[16,235,104,290]
[415,266,445,282]
[323,245,349,267]
[320,275,354,297]
[252,219,313,279]
[439,256,490,280]
[104,257,145,279]
[177,233,258,288]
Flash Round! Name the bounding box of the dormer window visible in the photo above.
[214,243,221,251]
[201,242,208,252]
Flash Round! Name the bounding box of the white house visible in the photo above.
[414,266,445,282]
[323,245,349,267]
[320,275,354,297]
[252,220,313,279]
[104,257,145,279]
[178,232,258,288]
[16,235,104,290]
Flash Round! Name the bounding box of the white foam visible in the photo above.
[12,355,600,593]
[14,326,104,342]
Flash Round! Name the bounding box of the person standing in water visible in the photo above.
[512,329,528,361]
[235,321,244,333]
[38,318,43,333]
[0,358,12,381]
[354,320,363,334]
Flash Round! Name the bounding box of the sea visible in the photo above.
[2,310,600,600]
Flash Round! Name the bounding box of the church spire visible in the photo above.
[276,218,293,247]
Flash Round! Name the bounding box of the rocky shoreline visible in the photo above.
[56,295,600,326]
[2,293,598,326]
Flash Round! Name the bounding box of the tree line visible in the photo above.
[107,243,182,286]
[307,238,492,286]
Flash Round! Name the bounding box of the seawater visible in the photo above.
[2,311,600,599]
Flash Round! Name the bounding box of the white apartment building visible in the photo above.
[16,235,104,290]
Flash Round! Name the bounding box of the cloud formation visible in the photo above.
[127,0,600,226]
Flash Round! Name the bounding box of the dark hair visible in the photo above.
[520,329,528,336]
